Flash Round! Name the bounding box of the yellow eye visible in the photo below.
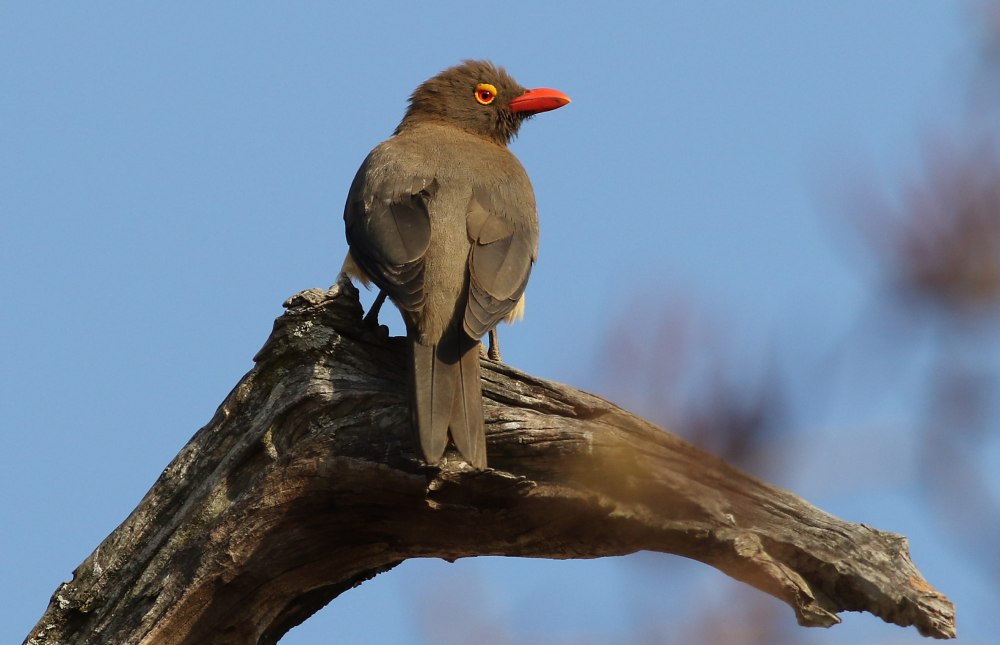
[474,83,497,105]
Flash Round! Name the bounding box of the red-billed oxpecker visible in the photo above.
[342,60,570,469]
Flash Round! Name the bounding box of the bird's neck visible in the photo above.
[395,114,515,148]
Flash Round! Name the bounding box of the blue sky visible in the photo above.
[2,3,993,643]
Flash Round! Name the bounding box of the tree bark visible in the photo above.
[24,276,956,644]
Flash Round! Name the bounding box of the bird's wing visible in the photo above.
[344,155,437,311]
[464,186,537,339]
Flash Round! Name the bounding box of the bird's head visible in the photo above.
[396,60,570,146]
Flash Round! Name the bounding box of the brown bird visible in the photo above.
[341,60,569,469]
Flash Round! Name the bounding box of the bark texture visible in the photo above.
[25,276,956,644]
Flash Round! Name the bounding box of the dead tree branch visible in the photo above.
[24,276,956,644]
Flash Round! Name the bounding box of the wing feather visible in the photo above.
[464,187,537,339]
[343,153,437,312]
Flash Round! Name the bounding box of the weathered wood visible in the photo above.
[24,275,956,644]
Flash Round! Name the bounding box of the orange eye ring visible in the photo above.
[474,83,497,105]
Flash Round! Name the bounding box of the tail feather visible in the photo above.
[412,341,451,464]
[449,345,486,469]
[410,336,486,469]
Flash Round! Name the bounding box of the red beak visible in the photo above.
[508,87,571,114]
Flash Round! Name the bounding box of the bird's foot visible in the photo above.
[487,328,502,362]
[362,290,387,328]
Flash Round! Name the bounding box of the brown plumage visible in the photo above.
[342,60,569,469]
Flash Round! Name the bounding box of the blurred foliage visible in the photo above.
[853,0,1000,580]
[855,137,1000,320]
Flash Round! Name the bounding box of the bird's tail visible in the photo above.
[411,335,486,469]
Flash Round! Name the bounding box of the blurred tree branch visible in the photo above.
[24,277,955,644]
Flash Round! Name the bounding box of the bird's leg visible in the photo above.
[487,328,502,362]
[363,290,388,327]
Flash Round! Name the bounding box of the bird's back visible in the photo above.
[347,123,538,342]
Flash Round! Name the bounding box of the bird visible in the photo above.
[341,60,570,469]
